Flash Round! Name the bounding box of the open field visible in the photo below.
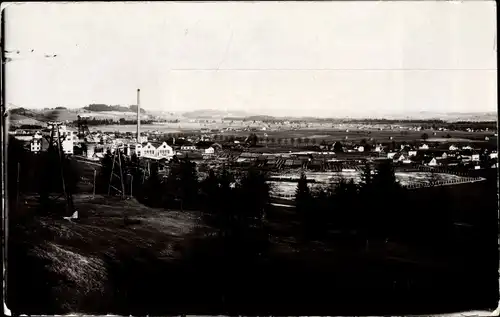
[8,195,203,314]
[90,123,496,144]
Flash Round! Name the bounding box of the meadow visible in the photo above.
[90,123,495,145]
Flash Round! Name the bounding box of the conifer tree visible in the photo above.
[145,162,162,207]
[179,158,199,209]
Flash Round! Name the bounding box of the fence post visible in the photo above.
[16,162,20,210]
[93,169,96,198]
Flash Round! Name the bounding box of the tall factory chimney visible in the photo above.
[136,88,141,143]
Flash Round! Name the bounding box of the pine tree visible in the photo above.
[236,168,270,256]
[333,141,343,152]
[145,162,162,207]
[370,160,402,241]
[360,162,373,188]
[295,171,311,206]
[295,172,313,238]
[201,169,219,215]
[179,158,199,209]
[97,150,113,194]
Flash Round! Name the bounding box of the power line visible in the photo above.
[3,49,59,64]
[170,68,495,71]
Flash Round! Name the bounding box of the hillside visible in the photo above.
[84,104,146,114]
[8,106,497,125]
[8,194,202,314]
[8,107,151,125]
[8,114,45,128]
[182,109,252,119]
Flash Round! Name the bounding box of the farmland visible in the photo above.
[89,123,495,144]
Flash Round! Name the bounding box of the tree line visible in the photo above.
[73,118,154,126]
[94,150,271,258]
[7,137,80,215]
[93,149,471,255]
[294,161,458,251]
[84,104,146,113]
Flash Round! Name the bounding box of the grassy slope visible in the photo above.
[8,177,498,315]
[7,195,204,314]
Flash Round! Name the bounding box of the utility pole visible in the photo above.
[108,147,126,199]
[130,174,133,198]
[42,122,75,216]
[16,162,20,210]
[136,88,141,142]
[93,169,96,198]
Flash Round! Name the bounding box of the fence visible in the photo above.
[417,165,471,177]
[270,193,296,200]
[269,175,486,197]
[401,176,485,190]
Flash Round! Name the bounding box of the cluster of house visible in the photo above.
[225,140,498,170]
[381,143,497,168]
[88,139,223,161]
[27,125,78,155]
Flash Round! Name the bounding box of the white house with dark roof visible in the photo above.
[156,142,174,158]
[142,142,156,157]
[204,146,215,155]
[427,157,439,166]
[62,133,74,155]
[30,139,41,153]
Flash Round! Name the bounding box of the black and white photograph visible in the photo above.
[2,1,499,315]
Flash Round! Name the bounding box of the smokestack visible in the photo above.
[136,88,141,142]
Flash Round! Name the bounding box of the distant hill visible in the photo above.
[8,106,149,125]
[8,108,49,125]
[224,111,498,123]
[84,104,146,114]
[8,106,496,125]
[388,111,498,122]
[182,109,252,119]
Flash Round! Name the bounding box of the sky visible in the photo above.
[4,1,497,117]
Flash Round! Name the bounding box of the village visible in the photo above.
[14,118,497,166]
[11,116,498,199]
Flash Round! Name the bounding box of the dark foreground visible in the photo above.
[7,180,499,315]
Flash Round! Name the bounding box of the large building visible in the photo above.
[129,141,174,159]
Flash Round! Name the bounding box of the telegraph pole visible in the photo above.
[16,162,20,210]
[108,147,126,199]
[42,122,75,216]
[93,169,96,198]
[130,174,133,198]
[136,88,141,142]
